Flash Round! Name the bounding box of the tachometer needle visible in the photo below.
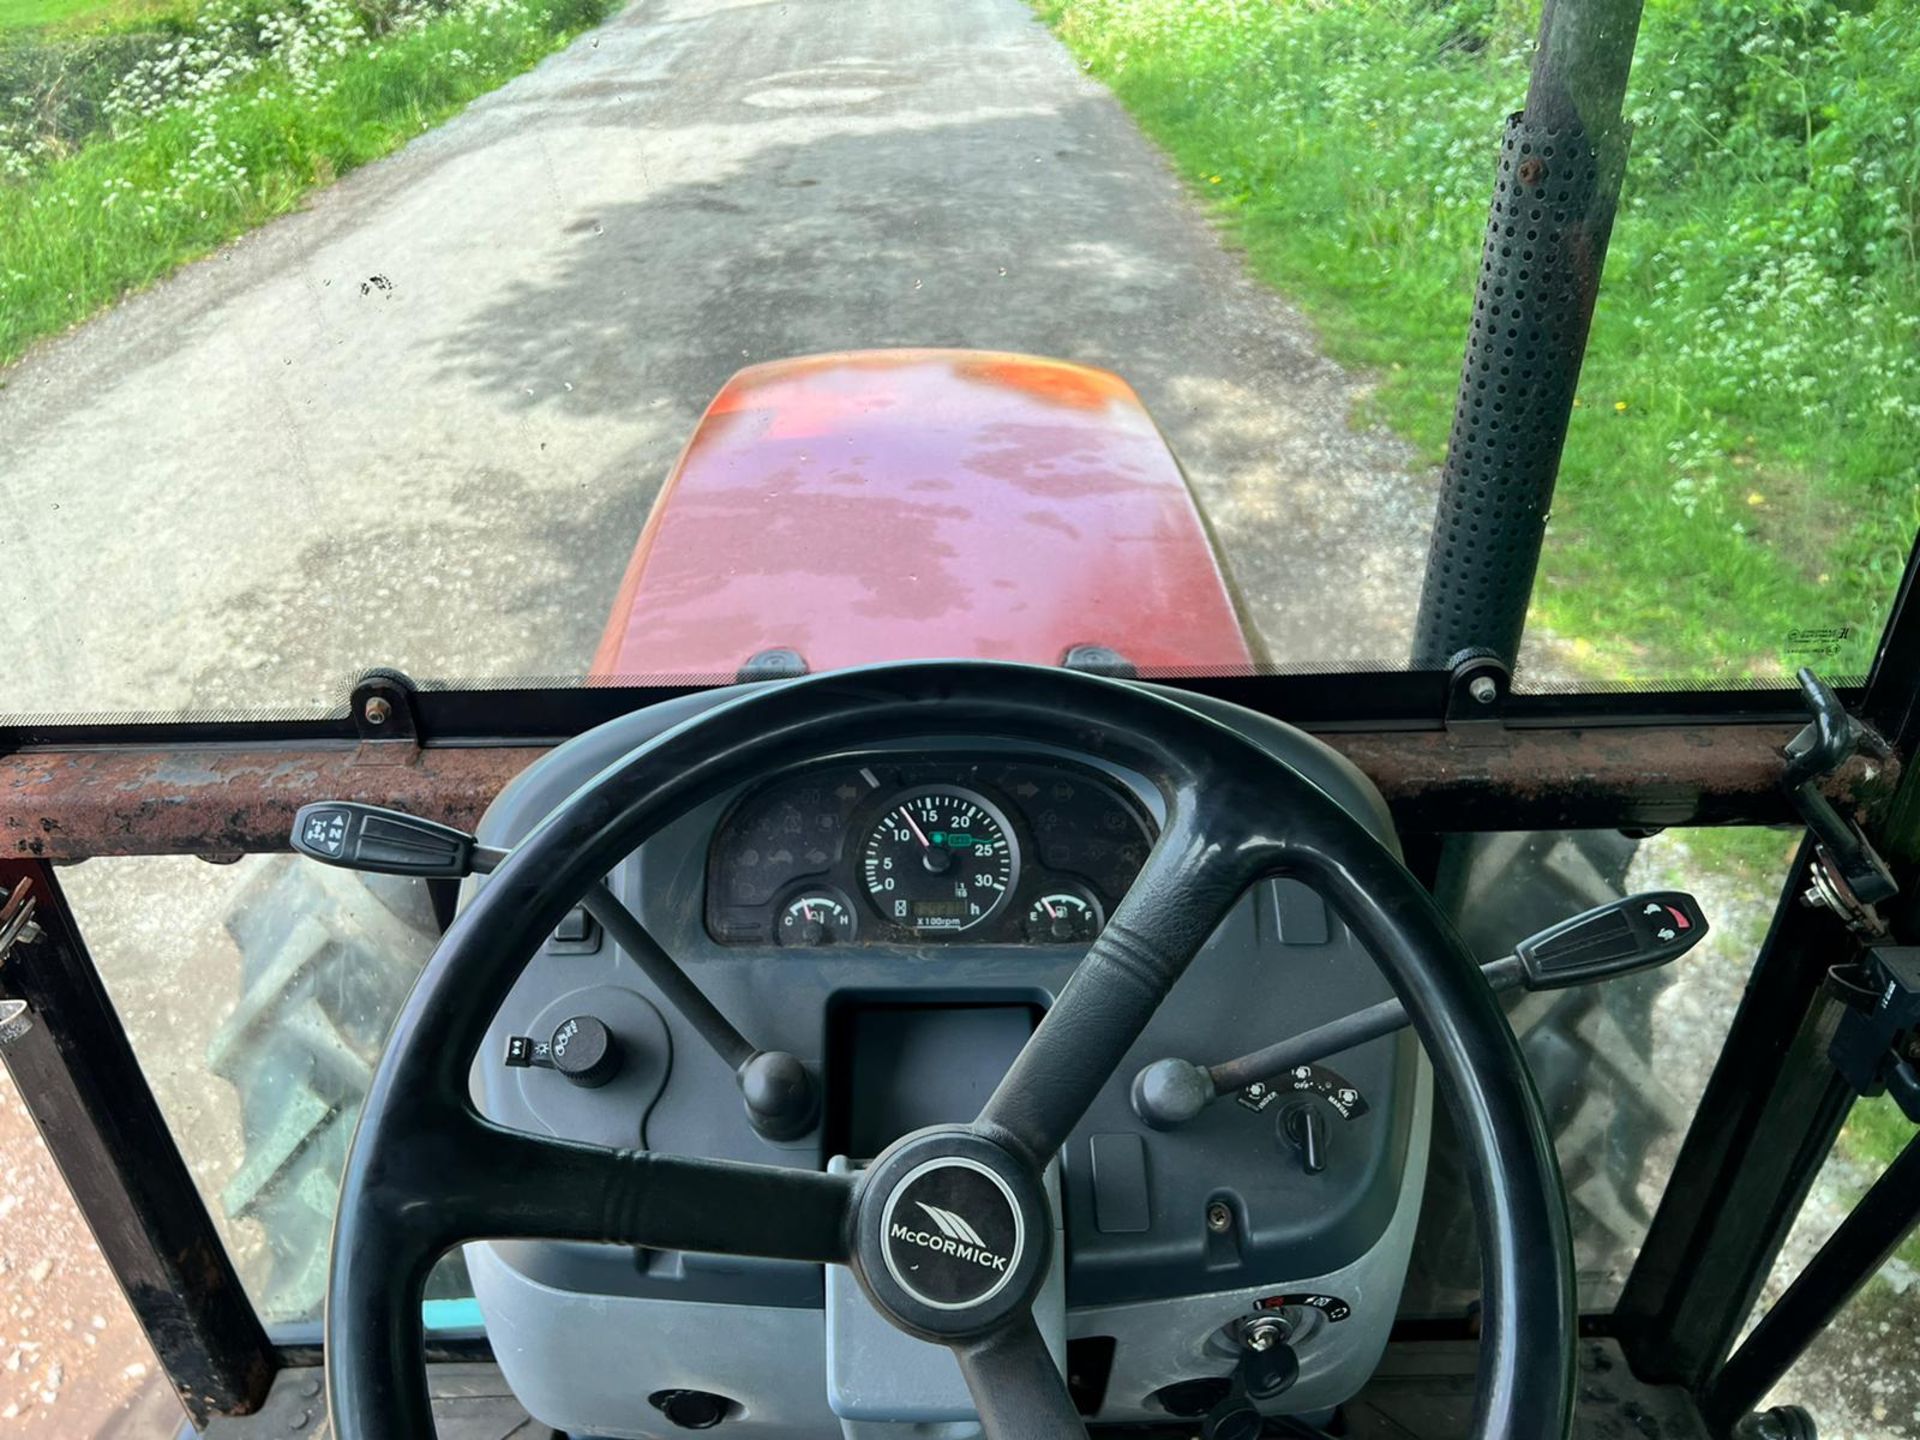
[902,811,933,848]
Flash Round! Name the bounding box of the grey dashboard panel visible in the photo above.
[467,1244,841,1439]
[466,1065,1428,1438]
[196,1338,1706,1440]
[1075,1061,1430,1422]
[460,677,1428,1434]
[195,1340,1708,1440]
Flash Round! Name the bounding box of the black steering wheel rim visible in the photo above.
[325,659,1575,1438]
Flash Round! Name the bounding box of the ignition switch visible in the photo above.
[1202,1316,1299,1440]
[504,1014,622,1089]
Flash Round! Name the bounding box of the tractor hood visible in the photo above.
[591,350,1256,679]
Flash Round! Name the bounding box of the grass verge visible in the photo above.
[0,0,196,35]
[1034,0,1920,684]
[0,0,608,367]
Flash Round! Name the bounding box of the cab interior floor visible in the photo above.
[1340,1339,1710,1439]
[179,1339,1708,1440]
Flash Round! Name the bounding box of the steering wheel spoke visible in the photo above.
[462,1124,855,1262]
[951,1315,1086,1440]
[974,807,1254,1167]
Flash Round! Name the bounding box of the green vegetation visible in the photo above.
[0,0,195,35]
[0,0,608,366]
[1843,1092,1912,1174]
[1833,1095,1919,1269]
[1035,0,1920,683]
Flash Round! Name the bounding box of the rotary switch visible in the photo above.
[504,1014,622,1089]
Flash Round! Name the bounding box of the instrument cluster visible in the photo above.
[704,756,1155,947]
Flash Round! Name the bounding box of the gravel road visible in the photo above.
[0,0,1429,721]
[0,1067,167,1433]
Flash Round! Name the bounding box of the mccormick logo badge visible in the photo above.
[881,1160,1024,1310]
[888,1202,1011,1272]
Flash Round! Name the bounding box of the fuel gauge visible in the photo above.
[777,889,857,947]
[1027,889,1103,944]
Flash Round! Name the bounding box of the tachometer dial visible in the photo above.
[862,788,1018,933]
[1027,890,1103,943]
[776,889,857,947]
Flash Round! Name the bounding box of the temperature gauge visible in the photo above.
[1027,889,1103,943]
[777,890,857,948]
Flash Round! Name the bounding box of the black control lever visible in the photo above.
[294,801,509,877]
[1133,891,1708,1130]
[290,802,818,1140]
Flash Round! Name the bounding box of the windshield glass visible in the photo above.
[1,0,1913,716]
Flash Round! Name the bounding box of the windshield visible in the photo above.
[1,0,1913,715]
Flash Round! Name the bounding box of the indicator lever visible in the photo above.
[292,801,507,877]
[1133,891,1707,1129]
[1515,889,1706,989]
[290,802,818,1140]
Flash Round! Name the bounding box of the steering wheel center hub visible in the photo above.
[880,1157,1024,1310]
[853,1128,1050,1339]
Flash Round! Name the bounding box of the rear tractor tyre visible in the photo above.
[212,857,454,1323]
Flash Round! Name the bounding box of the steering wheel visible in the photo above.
[326,661,1575,1439]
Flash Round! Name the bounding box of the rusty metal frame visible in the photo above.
[0,705,1894,862]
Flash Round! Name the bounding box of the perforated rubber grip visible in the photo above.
[1413,111,1630,668]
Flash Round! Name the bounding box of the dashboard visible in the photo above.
[463,686,1430,1439]
[705,757,1154,947]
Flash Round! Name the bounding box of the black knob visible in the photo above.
[1242,1330,1300,1400]
[1132,1058,1215,1130]
[738,1049,817,1140]
[1733,1407,1818,1440]
[1201,1387,1264,1440]
[548,1015,620,1088]
[1281,1103,1328,1174]
[649,1388,730,1430]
